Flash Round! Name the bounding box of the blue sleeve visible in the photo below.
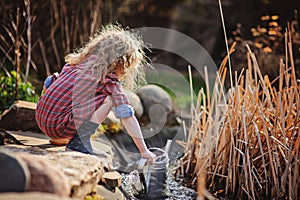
[44,76,53,89]
[115,104,134,118]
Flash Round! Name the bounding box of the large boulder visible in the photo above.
[124,89,144,118]
[135,85,173,127]
[136,84,172,116]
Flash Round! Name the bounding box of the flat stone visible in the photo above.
[0,100,40,132]
[0,192,76,200]
[0,129,23,145]
[94,185,125,200]
[5,131,65,151]
[0,145,105,199]
[101,171,122,188]
[46,151,104,199]
[7,130,113,165]
[0,131,121,198]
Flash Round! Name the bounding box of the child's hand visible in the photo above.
[141,149,156,165]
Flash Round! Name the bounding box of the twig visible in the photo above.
[15,6,20,100]
[218,0,233,88]
[50,0,61,68]
[38,36,51,76]
[24,0,31,83]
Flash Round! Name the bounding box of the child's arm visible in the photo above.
[121,115,156,162]
[104,79,156,162]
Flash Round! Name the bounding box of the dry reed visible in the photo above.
[179,28,300,200]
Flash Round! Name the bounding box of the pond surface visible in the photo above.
[97,126,196,199]
[164,175,196,200]
[121,170,196,200]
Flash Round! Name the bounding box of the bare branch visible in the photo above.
[15,6,20,99]
[50,0,61,68]
[90,0,102,36]
[24,0,31,83]
[38,36,51,76]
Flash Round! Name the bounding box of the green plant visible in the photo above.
[0,71,39,113]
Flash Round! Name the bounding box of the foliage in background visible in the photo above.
[0,0,180,82]
[0,71,38,113]
[228,12,300,85]
[1,0,298,84]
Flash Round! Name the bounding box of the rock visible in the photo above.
[94,185,125,200]
[0,146,105,199]
[0,192,75,200]
[0,135,3,145]
[0,129,23,145]
[47,151,105,199]
[18,153,71,197]
[101,171,122,188]
[136,85,173,127]
[0,150,30,192]
[136,85,172,116]
[0,100,40,132]
[124,89,144,118]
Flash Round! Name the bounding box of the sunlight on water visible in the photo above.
[121,171,196,200]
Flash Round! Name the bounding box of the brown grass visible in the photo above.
[178,28,300,199]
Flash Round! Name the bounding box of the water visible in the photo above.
[165,176,196,200]
[121,147,196,199]
[121,170,196,200]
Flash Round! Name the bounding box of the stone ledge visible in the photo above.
[0,145,106,199]
[0,192,77,200]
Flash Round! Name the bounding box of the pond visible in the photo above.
[95,124,196,199]
[121,170,196,200]
[120,147,196,200]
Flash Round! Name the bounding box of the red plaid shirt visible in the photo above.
[36,64,129,139]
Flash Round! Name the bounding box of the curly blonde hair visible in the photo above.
[65,24,149,89]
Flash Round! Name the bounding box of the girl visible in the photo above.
[36,24,156,162]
